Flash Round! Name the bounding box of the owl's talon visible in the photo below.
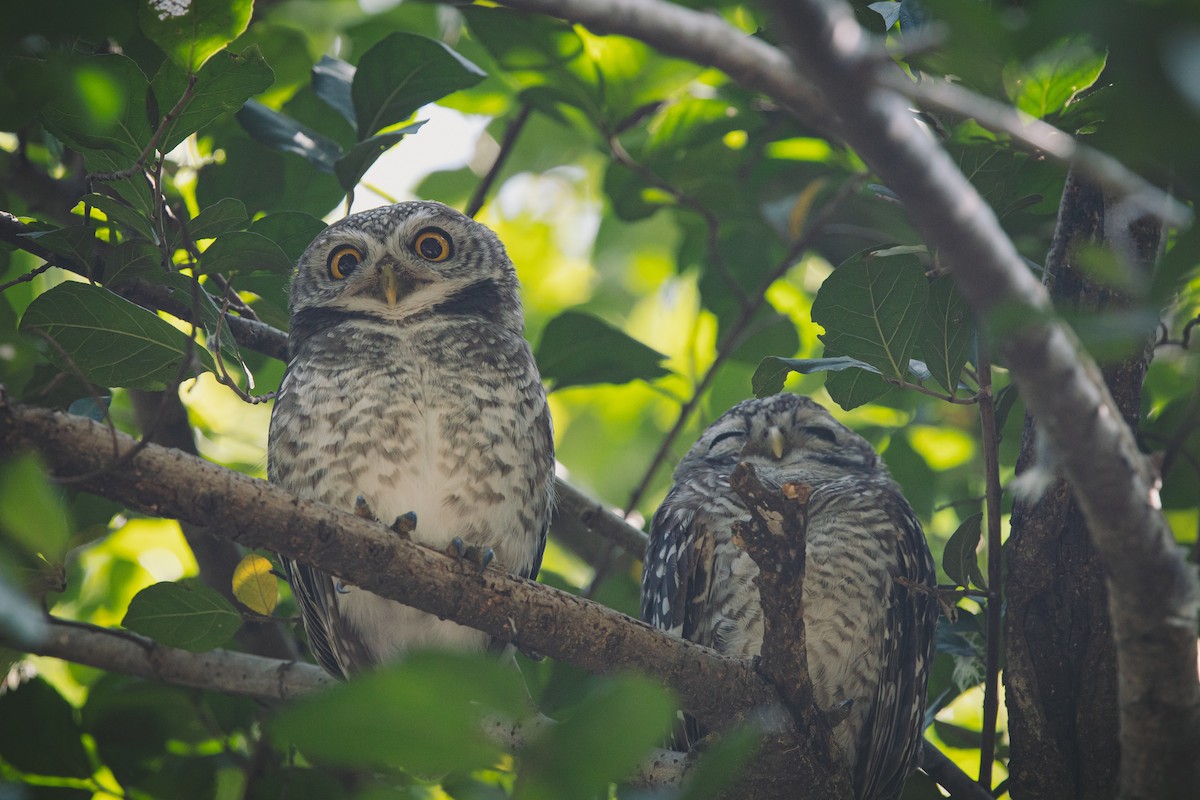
[354,496,375,520]
[391,511,417,536]
[448,537,493,573]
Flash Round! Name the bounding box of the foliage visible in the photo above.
[1,0,1198,798]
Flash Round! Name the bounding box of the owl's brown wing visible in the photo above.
[853,485,939,800]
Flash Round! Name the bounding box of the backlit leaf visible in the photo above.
[535,311,670,390]
[919,276,973,395]
[138,0,253,72]
[232,553,278,615]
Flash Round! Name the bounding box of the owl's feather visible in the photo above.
[270,202,554,678]
[641,394,936,800]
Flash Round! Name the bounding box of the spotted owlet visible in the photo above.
[269,201,554,679]
[641,394,936,800]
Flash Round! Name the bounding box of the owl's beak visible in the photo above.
[380,263,400,308]
[767,426,785,460]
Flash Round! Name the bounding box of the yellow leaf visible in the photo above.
[232,553,279,615]
[789,178,829,239]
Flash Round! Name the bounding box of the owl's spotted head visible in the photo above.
[289,201,523,333]
[680,393,880,480]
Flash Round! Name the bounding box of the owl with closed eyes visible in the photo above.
[269,201,554,679]
[642,394,936,800]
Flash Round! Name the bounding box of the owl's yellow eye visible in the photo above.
[327,245,363,280]
[413,228,452,262]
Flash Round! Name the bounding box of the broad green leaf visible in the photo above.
[334,121,426,190]
[1004,37,1107,119]
[138,0,253,72]
[188,197,249,241]
[0,569,48,647]
[535,311,670,390]
[249,212,327,263]
[41,53,152,166]
[824,363,892,411]
[231,553,278,615]
[646,97,742,155]
[21,225,95,270]
[312,55,356,128]
[236,100,343,172]
[943,511,987,590]
[0,678,92,778]
[19,281,217,390]
[201,230,294,275]
[152,44,275,152]
[811,251,929,379]
[519,676,674,799]
[81,193,159,243]
[270,651,528,774]
[0,454,71,562]
[919,276,973,395]
[153,272,246,367]
[351,33,485,139]
[752,355,880,397]
[679,725,760,800]
[104,240,162,287]
[461,7,602,120]
[122,580,242,651]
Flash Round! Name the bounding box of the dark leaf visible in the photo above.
[351,32,485,139]
[0,454,70,562]
[269,651,527,774]
[201,230,294,275]
[811,251,929,379]
[0,570,48,648]
[918,275,973,395]
[236,100,343,172]
[678,724,759,800]
[138,0,253,72]
[188,197,250,241]
[333,121,426,190]
[248,212,327,263]
[122,581,242,652]
[20,226,95,271]
[19,282,217,390]
[943,511,987,590]
[41,53,152,167]
[0,678,92,777]
[824,363,892,411]
[82,193,159,243]
[312,55,356,128]
[535,311,670,390]
[152,44,276,152]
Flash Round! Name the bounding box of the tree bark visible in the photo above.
[1004,171,1160,800]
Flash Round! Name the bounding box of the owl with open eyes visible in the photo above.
[268,201,554,678]
[642,393,936,800]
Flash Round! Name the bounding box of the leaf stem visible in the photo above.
[467,103,532,219]
[976,336,1004,791]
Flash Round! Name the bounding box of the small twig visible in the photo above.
[211,281,277,405]
[0,260,55,293]
[921,740,996,800]
[882,375,981,404]
[467,104,533,219]
[975,338,1004,790]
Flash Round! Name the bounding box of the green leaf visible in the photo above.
[535,311,670,390]
[82,193,159,243]
[201,230,294,275]
[679,724,760,800]
[249,212,327,263]
[461,7,602,121]
[811,251,929,379]
[153,44,276,152]
[41,53,152,167]
[752,355,880,397]
[21,225,96,270]
[0,677,92,778]
[334,121,425,190]
[824,364,892,411]
[122,580,242,652]
[943,511,987,590]
[138,0,253,72]
[153,272,245,367]
[352,32,485,139]
[312,55,356,128]
[270,651,528,774]
[236,100,343,172]
[520,676,675,799]
[1004,37,1107,119]
[919,276,973,395]
[19,281,217,390]
[104,241,162,287]
[0,454,71,562]
[188,197,249,241]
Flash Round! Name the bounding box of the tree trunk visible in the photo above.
[1004,171,1161,800]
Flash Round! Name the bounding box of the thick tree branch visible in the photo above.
[764,3,1200,797]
